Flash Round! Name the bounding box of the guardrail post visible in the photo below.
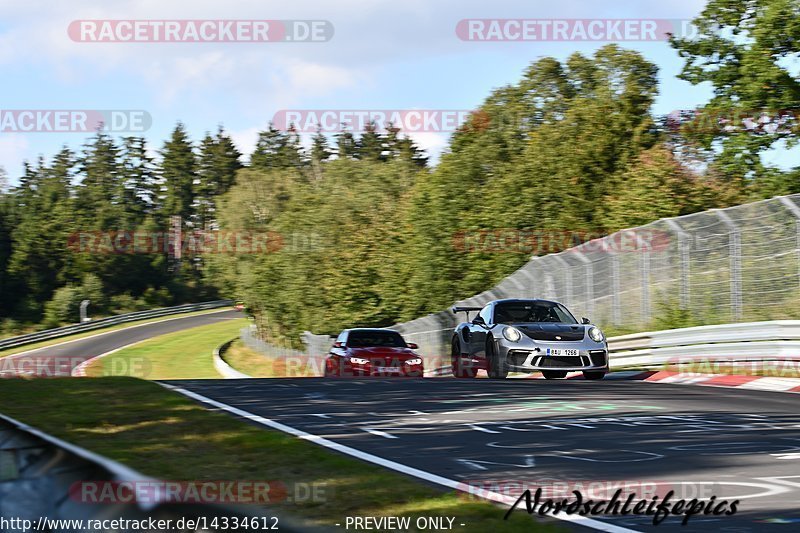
[779,196,800,290]
[714,210,742,320]
[665,219,690,310]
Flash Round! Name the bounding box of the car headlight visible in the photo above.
[503,326,522,342]
[588,326,604,342]
[350,357,369,365]
[406,358,422,365]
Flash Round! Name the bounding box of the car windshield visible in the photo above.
[347,330,407,348]
[494,302,577,324]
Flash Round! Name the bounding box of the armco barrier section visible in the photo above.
[609,320,800,368]
[0,413,305,531]
[0,300,234,352]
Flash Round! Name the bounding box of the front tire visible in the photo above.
[542,370,567,379]
[583,371,606,380]
[486,339,508,380]
[451,338,477,378]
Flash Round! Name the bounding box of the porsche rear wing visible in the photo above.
[452,306,483,321]
[452,306,483,314]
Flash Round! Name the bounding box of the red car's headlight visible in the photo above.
[406,358,422,365]
[350,357,370,365]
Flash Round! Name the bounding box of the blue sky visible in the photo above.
[0,0,796,184]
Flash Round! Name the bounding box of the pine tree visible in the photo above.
[159,123,197,224]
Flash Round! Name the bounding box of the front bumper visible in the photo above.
[499,342,609,373]
[349,363,424,377]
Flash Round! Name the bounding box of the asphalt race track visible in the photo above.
[167,378,800,532]
[0,309,241,377]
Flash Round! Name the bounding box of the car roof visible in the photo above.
[342,328,401,333]
[491,298,563,306]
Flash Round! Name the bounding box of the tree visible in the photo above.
[670,0,800,185]
[196,127,243,229]
[159,123,197,223]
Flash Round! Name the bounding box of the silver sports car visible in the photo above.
[451,298,608,380]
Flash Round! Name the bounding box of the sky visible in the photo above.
[0,0,796,184]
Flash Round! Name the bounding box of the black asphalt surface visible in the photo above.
[0,310,241,376]
[166,378,800,532]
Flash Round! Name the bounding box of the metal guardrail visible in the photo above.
[0,300,234,352]
[608,320,800,369]
[0,412,306,531]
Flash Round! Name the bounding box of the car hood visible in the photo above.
[504,323,586,342]
[347,347,420,362]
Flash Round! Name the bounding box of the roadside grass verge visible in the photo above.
[84,318,248,379]
[0,308,233,359]
[0,378,561,532]
[222,340,318,377]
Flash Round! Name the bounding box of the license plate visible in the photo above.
[546,349,579,357]
[376,367,401,373]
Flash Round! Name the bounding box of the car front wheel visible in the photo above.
[451,338,477,378]
[486,339,508,379]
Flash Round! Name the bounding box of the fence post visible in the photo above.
[665,218,690,310]
[553,255,572,307]
[571,251,594,320]
[714,210,741,320]
[603,237,622,326]
[778,196,800,290]
[634,232,651,325]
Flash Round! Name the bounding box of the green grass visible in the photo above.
[84,318,248,379]
[222,339,318,377]
[0,308,232,358]
[0,378,561,532]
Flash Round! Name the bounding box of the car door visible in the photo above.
[469,304,493,360]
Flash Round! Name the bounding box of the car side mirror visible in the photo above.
[581,317,591,324]
[472,316,486,326]
[333,341,345,348]
[407,342,419,349]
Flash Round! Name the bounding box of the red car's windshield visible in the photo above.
[347,331,407,348]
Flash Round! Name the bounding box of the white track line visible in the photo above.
[163,384,639,533]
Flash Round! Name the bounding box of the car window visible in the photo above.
[494,302,577,324]
[479,305,493,325]
[346,330,407,348]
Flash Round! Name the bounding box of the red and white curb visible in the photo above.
[432,365,800,394]
[559,370,800,394]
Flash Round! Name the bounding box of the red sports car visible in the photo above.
[324,328,424,377]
